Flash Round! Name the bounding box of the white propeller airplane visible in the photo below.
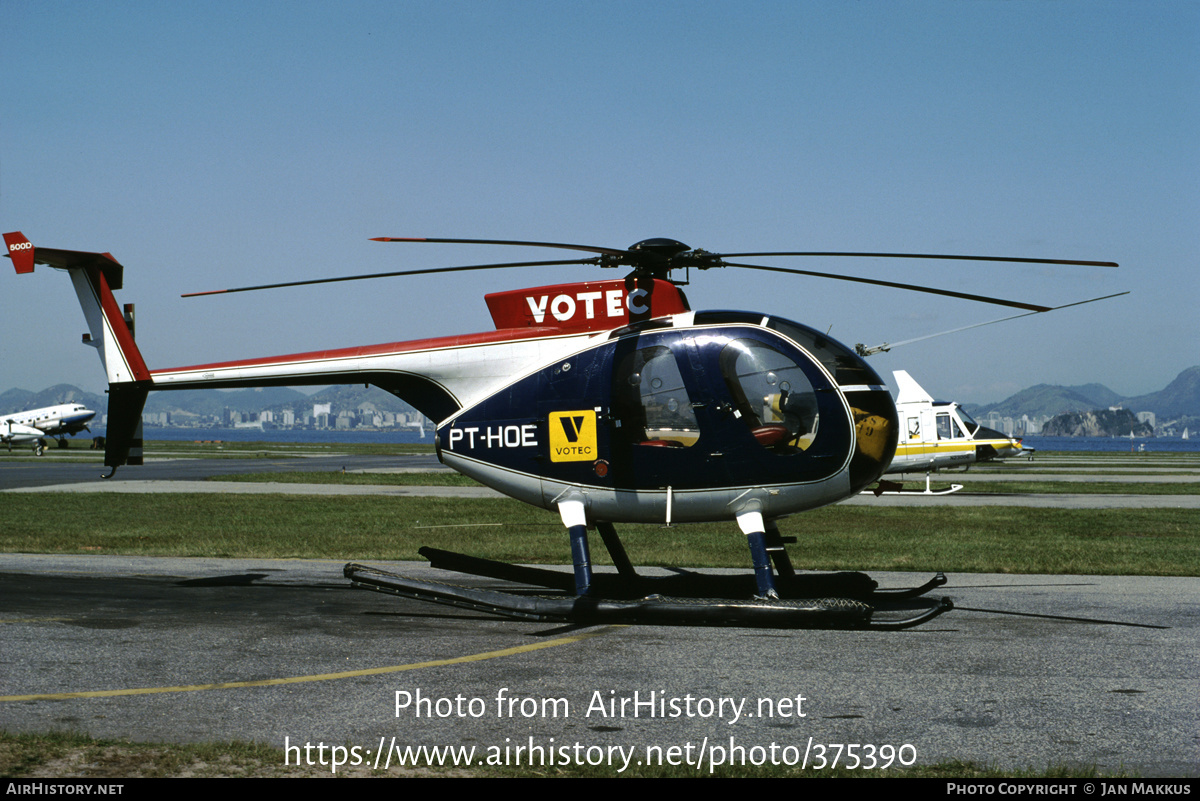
[2,403,96,455]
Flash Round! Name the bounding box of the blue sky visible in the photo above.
[2,1,1196,405]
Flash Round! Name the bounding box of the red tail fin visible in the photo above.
[3,232,36,274]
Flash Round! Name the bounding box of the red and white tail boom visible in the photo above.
[6,231,692,474]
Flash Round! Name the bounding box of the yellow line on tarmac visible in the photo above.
[0,627,620,702]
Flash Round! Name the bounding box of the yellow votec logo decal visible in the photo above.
[549,410,598,462]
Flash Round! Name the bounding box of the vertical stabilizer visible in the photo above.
[67,265,152,385]
[6,232,152,471]
[3,232,36,274]
[893,370,935,406]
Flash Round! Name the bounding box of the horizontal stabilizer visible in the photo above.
[4,231,126,289]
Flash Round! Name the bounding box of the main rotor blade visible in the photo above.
[182,258,596,298]
[372,236,632,258]
[857,291,1130,355]
[717,251,1118,268]
[723,262,1053,311]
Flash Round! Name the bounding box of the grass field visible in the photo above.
[2,494,1195,576]
[210,468,1200,494]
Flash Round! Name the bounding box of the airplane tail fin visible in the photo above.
[5,232,151,471]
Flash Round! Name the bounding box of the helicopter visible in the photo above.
[874,370,1032,495]
[4,231,1121,628]
[890,370,1031,469]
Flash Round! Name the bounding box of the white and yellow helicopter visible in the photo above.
[876,370,1030,495]
[4,231,1120,628]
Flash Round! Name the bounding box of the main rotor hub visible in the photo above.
[628,238,691,258]
[620,238,698,281]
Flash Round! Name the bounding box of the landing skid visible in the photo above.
[344,552,952,630]
[868,475,964,495]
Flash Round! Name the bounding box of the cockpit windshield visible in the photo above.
[765,317,885,386]
[956,406,980,436]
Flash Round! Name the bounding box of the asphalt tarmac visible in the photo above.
[1,454,1197,777]
[0,451,445,490]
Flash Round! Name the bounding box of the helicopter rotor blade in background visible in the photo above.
[855,291,1131,355]
[182,258,598,297]
[722,261,1054,311]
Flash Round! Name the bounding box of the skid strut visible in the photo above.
[347,511,952,629]
[345,550,953,629]
[345,562,887,627]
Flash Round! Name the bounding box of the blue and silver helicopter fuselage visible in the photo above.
[437,310,898,525]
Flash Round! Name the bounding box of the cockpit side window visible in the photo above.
[936,412,965,439]
[936,413,950,439]
[718,339,819,451]
[612,344,699,447]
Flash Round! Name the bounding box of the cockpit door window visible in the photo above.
[612,344,699,448]
[718,338,819,451]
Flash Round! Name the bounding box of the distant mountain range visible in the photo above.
[4,365,1198,425]
[962,366,1200,423]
